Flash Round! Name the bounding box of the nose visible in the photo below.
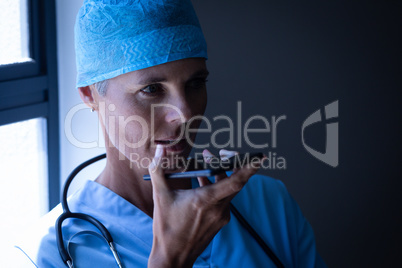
[165,93,193,124]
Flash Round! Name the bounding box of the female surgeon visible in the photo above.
[13,0,326,267]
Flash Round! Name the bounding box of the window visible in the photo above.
[0,0,59,254]
[0,0,31,65]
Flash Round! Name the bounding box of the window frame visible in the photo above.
[0,0,60,210]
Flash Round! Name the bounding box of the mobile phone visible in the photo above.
[143,152,264,180]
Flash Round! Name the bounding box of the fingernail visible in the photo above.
[155,144,163,158]
[203,149,213,163]
[220,149,237,160]
[203,149,213,157]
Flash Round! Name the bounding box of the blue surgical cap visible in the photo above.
[75,0,208,88]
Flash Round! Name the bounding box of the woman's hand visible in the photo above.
[147,145,262,268]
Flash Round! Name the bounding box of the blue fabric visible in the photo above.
[75,0,208,87]
[14,175,326,267]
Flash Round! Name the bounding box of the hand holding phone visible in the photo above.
[143,152,263,180]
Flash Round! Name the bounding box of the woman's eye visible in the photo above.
[140,84,161,95]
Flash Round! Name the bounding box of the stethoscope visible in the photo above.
[55,154,284,268]
[55,153,123,268]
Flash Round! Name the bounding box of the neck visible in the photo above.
[95,149,192,217]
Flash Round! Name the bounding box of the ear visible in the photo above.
[78,86,97,108]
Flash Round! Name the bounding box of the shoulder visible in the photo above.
[232,173,297,237]
[232,173,327,267]
[234,173,291,210]
[246,173,288,194]
[233,173,311,232]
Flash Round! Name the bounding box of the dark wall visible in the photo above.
[192,0,401,267]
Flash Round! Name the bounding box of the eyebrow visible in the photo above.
[137,76,168,85]
[189,69,210,80]
[137,69,210,85]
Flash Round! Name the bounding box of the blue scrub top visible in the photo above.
[14,174,326,267]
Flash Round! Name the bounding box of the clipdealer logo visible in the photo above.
[301,100,339,167]
[64,100,339,169]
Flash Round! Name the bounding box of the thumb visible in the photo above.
[148,144,169,194]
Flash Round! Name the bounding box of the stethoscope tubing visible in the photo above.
[61,154,107,214]
[56,154,109,266]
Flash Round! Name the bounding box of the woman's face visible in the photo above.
[95,58,208,172]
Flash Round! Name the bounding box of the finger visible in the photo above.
[203,150,227,183]
[219,149,238,160]
[202,158,263,202]
[214,171,227,183]
[202,149,215,163]
[217,149,238,182]
[148,144,169,195]
[197,176,212,187]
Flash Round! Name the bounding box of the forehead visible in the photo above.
[109,58,208,86]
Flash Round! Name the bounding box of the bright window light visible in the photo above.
[0,118,48,256]
[0,0,31,65]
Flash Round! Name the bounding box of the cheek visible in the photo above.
[118,114,150,147]
[103,104,153,156]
